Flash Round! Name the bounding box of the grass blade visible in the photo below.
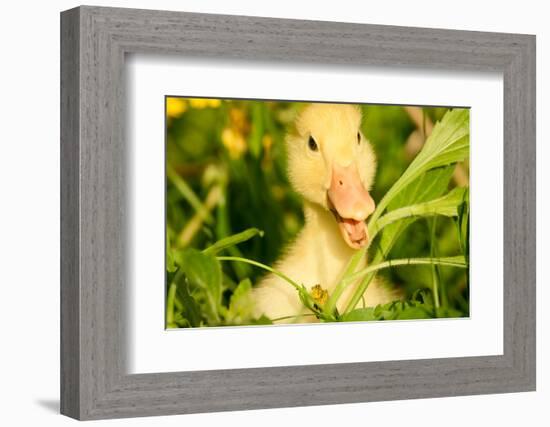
[167,164,214,224]
[203,228,264,255]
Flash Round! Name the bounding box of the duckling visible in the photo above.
[252,103,400,323]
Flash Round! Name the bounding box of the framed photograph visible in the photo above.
[163,97,470,328]
[61,5,536,420]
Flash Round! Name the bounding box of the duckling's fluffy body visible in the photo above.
[252,103,399,322]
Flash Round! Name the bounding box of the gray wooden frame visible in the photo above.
[60,5,536,420]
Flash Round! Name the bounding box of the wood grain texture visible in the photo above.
[60,5,536,420]
[60,7,80,419]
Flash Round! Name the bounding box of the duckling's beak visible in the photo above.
[327,164,375,249]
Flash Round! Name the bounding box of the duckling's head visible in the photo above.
[287,103,376,249]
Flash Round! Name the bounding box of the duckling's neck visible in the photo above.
[297,200,360,289]
[302,200,337,233]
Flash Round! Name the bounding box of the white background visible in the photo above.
[129,57,503,373]
[0,1,546,426]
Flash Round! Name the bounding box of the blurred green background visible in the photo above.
[166,97,470,323]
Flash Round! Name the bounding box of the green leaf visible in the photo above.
[457,188,470,257]
[394,305,433,319]
[166,238,177,273]
[372,186,467,238]
[341,166,454,291]
[340,308,377,322]
[413,288,434,306]
[339,107,468,301]
[226,278,255,324]
[376,166,455,257]
[369,108,469,225]
[203,228,264,255]
[341,167,456,313]
[249,315,273,325]
[389,165,455,210]
[340,290,436,322]
[174,248,222,323]
[173,313,192,328]
[175,279,202,327]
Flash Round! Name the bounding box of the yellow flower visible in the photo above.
[262,134,273,151]
[310,284,329,306]
[189,98,221,109]
[207,99,221,108]
[229,108,248,132]
[221,127,247,159]
[166,97,187,118]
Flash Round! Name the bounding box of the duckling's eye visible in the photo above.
[308,135,319,152]
[357,132,361,145]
